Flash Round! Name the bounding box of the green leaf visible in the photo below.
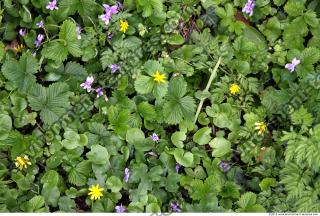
[137,102,156,120]
[167,34,185,45]
[25,196,46,212]
[86,145,110,165]
[126,128,145,145]
[209,137,231,157]
[134,75,154,94]
[41,41,68,63]
[28,83,71,125]
[193,127,211,145]
[61,130,88,150]
[0,114,12,140]
[106,176,123,193]
[171,131,186,148]
[259,178,277,191]
[237,192,256,209]
[1,53,38,92]
[174,148,194,167]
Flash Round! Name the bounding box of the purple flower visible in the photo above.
[46,0,59,10]
[242,0,255,16]
[115,204,126,213]
[36,20,44,28]
[103,4,118,15]
[285,57,301,72]
[124,168,130,183]
[170,202,181,212]
[116,1,123,10]
[19,28,26,36]
[80,76,94,92]
[151,133,159,142]
[109,64,120,73]
[107,32,113,40]
[76,25,82,40]
[95,87,104,98]
[175,163,181,173]
[219,161,231,172]
[34,34,44,47]
[99,13,112,25]
[99,4,119,25]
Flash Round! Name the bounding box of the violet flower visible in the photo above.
[99,13,112,25]
[219,161,231,172]
[109,64,120,73]
[285,58,301,72]
[170,202,181,212]
[116,1,123,10]
[242,0,255,16]
[36,20,44,28]
[19,28,26,36]
[124,168,130,183]
[175,163,181,173]
[115,204,126,213]
[107,32,113,40]
[95,87,104,98]
[103,4,118,14]
[76,25,82,40]
[99,4,119,25]
[34,34,44,47]
[151,133,159,142]
[80,76,94,92]
[46,0,59,10]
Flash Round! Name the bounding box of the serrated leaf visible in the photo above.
[28,83,70,125]
[137,102,156,120]
[1,53,38,92]
[42,41,68,63]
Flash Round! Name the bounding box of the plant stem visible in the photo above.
[194,56,221,124]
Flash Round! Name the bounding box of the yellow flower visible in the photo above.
[255,122,267,135]
[15,155,31,170]
[120,20,129,33]
[229,83,240,95]
[152,71,166,84]
[88,184,104,200]
[13,44,25,53]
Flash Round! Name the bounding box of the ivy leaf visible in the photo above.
[61,130,88,150]
[193,127,211,145]
[86,145,110,165]
[106,176,123,193]
[1,53,38,93]
[174,148,194,167]
[0,114,12,140]
[28,83,71,125]
[209,137,231,157]
[171,131,186,148]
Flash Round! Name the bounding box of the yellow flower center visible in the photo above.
[120,20,129,33]
[255,122,267,135]
[229,83,240,95]
[152,71,166,84]
[15,155,31,170]
[88,184,104,200]
[13,44,25,53]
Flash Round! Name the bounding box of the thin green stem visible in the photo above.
[194,56,222,124]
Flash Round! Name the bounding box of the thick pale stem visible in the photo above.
[194,56,221,124]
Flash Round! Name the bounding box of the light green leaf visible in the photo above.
[86,145,110,165]
[106,176,123,193]
[171,131,186,148]
[193,127,211,145]
[174,148,194,167]
[209,137,231,157]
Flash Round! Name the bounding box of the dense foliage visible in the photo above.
[0,0,320,213]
